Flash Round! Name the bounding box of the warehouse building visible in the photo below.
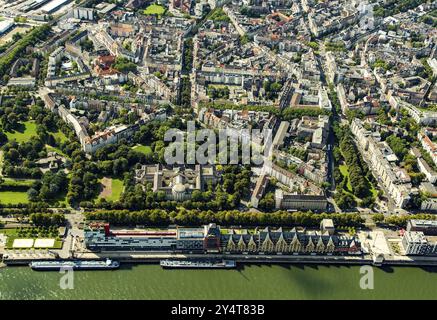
[0,20,14,35]
[84,222,362,255]
[40,0,71,14]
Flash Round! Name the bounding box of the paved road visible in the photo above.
[56,212,84,259]
[317,42,337,197]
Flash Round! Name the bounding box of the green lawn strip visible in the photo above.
[46,145,70,159]
[2,178,35,187]
[5,236,14,248]
[0,227,59,237]
[339,164,353,192]
[132,144,153,155]
[368,179,378,198]
[53,240,63,249]
[0,190,29,204]
[343,189,361,203]
[0,228,19,236]
[5,120,37,143]
[0,150,3,174]
[143,4,165,16]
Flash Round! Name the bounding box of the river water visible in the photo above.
[0,264,436,299]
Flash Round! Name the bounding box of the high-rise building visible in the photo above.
[72,7,94,20]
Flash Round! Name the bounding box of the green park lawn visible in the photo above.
[2,178,35,187]
[99,178,124,202]
[339,164,353,192]
[46,145,70,159]
[0,191,29,204]
[52,130,68,143]
[143,4,165,16]
[369,180,378,198]
[339,164,378,201]
[132,144,153,156]
[5,121,37,143]
[109,179,124,201]
[1,227,63,249]
[0,177,67,207]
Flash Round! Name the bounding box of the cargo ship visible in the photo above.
[160,259,236,269]
[29,259,120,271]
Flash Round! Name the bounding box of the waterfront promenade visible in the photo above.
[2,221,437,268]
[6,250,437,268]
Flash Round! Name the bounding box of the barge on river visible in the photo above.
[30,259,120,271]
[160,259,236,269]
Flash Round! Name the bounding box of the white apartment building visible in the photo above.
[417,157,437,184]
[421,199,437,212]
[402,231,432,255]
[418,129,437,168]
[351,118,411,208]
[398,98,437,126]
[73,7,94,20]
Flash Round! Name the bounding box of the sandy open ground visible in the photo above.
[99,177,112,198]
[12,239,34,248]
[34,238,55,248]
[0,26,32,45]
